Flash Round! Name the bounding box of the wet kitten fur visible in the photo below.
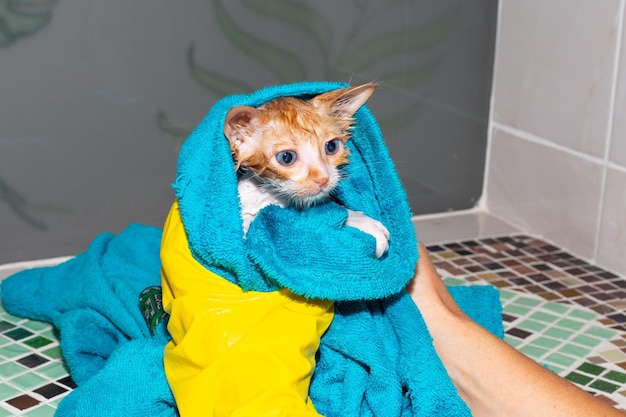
[224,83,389,257]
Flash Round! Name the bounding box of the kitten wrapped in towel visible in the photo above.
[161,84,393,416]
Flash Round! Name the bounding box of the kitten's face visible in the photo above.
[224,83,376,208]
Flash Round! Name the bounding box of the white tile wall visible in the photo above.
[492,0,619,158]
[486,0,626,275]
[487,127,605,259]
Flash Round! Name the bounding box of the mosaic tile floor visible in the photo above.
[432,235,626,411]
[0,307,73,416]
[0,233,625,415]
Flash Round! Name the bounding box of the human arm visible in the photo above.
[407,243,625,417]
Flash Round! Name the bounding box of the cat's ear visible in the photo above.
[224,106,259,144]
[224,106,261,170]
[311,83,377,118]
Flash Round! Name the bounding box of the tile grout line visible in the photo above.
[492,122,603,167]
[490,122,626,178]
[593,0,626,262]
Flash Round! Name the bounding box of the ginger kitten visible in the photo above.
[224,83,389,258]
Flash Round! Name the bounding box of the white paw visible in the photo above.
[345,209,390,258]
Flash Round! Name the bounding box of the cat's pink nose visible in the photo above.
[309,169,330,188]
[313,176,329,187]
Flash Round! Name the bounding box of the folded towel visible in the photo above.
[0,81,504,417]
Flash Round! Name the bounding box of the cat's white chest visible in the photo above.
[238,176,284,235]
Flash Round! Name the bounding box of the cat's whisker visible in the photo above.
[345,160,389,171]
[337,161,389,181]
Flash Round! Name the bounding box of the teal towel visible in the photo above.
[0,81,504,416]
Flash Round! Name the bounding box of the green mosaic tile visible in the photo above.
[585,326,617,340]
[0,384,20,401]
[37,362,69,379]
[504,336,522,348]
[544,326,573,340]
[40,330,59,341]
[0,312,25,324]
[530,311,560,323]
[41,346,63,360]
[21,321,51,333]
[9,372,47,390]
[4,327,33,341]
[517,319,547,332]
[577,362,606,376]
[0,343,30,359]
[513,296,542,308]
[565,371,594,385]
[589,379,620,393]
[0,361,27,377]
[545,352,578,368]
[554,318,584,331]
[604,370,626,384]
[24,336,53,349]
[499,290,516,301]
[25,404,57,417]
[571,334,601,348]
[569,309,597,321]
[0,406,14,417]
[519,344,549,359]
[504,304,532,316]
[531,336,561,349]
[542,302,569,315]
[0,334,11,346]
[546,364,566,375]
[559,343,592,358]
[442,277,465,286]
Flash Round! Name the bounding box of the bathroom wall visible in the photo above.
[0,0,498,264]
[486,0,626,275]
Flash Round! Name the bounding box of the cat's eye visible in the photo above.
[325,138,341,155]
[276,150,297,166]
